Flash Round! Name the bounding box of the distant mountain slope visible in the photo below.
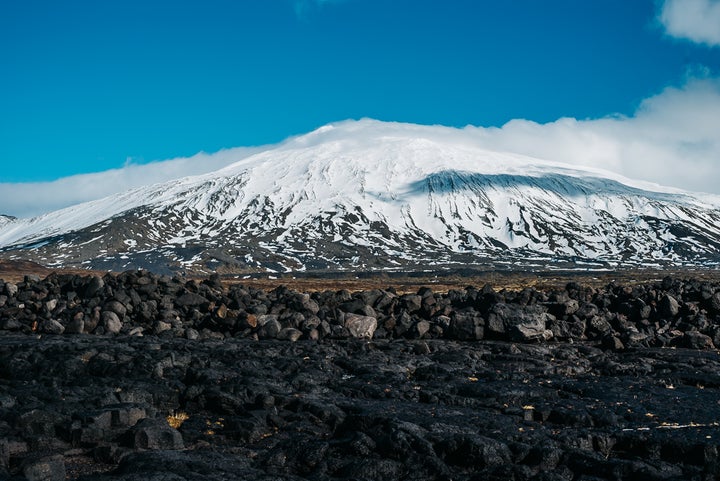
[0,215,16,229]
[2,119,720,274]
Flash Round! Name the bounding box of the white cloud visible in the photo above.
[0,147,262,219]
[466,78,720,195]
[659,0,720,46]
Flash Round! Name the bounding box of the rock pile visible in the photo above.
[1,271,720,480]
[1,271,720,350]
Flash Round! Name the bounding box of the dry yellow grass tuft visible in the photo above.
[167,411,189,429]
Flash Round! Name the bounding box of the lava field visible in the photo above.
[1,271,720,480]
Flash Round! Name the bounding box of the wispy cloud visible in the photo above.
[659,0,720,46]
[468,77,720,195]
[0,147,263,219]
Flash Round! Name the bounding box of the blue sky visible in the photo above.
[1,0,720,217]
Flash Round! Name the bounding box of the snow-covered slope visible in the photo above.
[2,119,720,273]
[0,215,16,229]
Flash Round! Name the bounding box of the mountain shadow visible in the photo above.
[400,170,688,203]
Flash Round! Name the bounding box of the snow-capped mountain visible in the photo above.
[2,119,720,274]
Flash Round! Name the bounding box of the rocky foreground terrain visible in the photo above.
[1,270,720,480]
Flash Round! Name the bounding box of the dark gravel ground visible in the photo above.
[1,334,719,480]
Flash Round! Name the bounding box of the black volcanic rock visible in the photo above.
[0,334,718,480]
[709,292,720,313]
[174,292,208,308]
[2,271,720,347]
[22,455,66,481]
[127,418,184,450]
[486,303,552,341]
[658,293,681,318]
[449,308,484,340]
[1,272,720,479]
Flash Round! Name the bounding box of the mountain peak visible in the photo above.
[1,121,720,274]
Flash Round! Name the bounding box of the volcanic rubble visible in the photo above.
[1,271,720,480]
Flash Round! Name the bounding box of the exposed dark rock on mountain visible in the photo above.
[1,271,720,479]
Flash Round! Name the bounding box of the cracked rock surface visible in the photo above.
[0,335,719,480]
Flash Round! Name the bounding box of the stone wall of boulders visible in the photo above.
[2,270,720,350]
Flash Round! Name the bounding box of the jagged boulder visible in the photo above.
[449,309,484,340]
[658,294,681,318]
[129,418,184,450]
[344,313,378,339]
[486,303,553,341]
